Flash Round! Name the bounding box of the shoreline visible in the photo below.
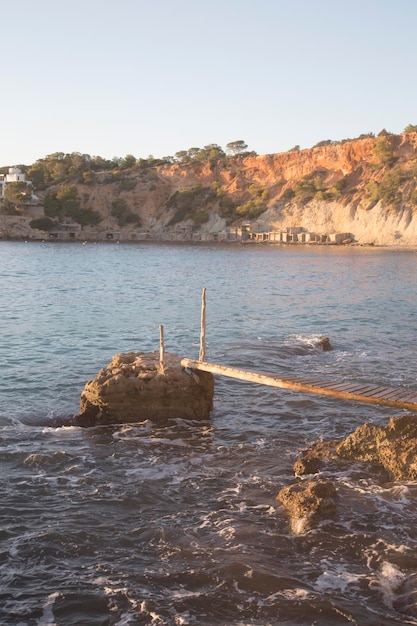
[1,236,417,252]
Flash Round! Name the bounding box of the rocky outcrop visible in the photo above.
[277,479,337,533]
[319,337,332,352]
[293,440,341,476]
[278,413,417,532]
[291,414,417,482]
[74,351,214,427]
[336,414,417,480]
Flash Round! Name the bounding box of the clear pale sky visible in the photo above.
[2,0,417,166]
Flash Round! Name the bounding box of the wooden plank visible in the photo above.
[363,386,397,398]
[369,387,405,399]
[359,386,391,397]
[378,389,416,400]
[321,382,369,393]
[257,372,324,386]
[180,358,417,412]
[347,385,382,396]
[397,392,417,401]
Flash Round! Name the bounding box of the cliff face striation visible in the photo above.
[3,131,417,245]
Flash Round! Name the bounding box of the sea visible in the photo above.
[1,240,417,626]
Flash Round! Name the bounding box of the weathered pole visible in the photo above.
[159,324,165,374]
[199,287,207,362]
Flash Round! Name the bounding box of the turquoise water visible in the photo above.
[1,241,417,624]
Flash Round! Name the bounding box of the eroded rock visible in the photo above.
[277,479,337,533]
[279,413,417,531]
[74,351,214,427]
[293,440,340,476]
[319,337,333,351]
[337,414,417,480]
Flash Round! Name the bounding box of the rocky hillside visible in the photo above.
[5,131,417,245]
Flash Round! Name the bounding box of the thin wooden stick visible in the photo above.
[159,324,165,374]
[199,287,207,362]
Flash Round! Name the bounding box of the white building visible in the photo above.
[0,167,31,197]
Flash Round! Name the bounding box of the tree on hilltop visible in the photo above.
[226,140,248,156]
[120,154,137,169]
[404,124,417,134]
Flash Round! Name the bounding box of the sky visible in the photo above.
[2,0,417,166]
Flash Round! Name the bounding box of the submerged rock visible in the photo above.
[74,351,214,427]
[277,479,337,533]
[319,336,333,351]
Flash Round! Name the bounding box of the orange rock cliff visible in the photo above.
[3,132,417,246]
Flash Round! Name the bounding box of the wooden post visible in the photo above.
[159,324,165,374]
[199,288,206,362]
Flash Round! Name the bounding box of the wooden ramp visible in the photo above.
[181,358,417,412]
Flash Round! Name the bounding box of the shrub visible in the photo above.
[111,198,141,227]
[313,139,333,148]
[216,189,236,218]
[29,217,55,231]
[167,186,216,226]
[118,179,137,192]
[366,167,406,208]
[373,137,396,166]
[235,198,267,219]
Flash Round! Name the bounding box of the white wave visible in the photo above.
[37,592,61,626]
[369,561,407,607]
[265,587,311,602]
[315,567,367,593]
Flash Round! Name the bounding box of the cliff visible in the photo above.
[3,132,417,245]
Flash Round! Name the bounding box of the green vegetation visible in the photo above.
[291,171,328,204]
[226,140,248,156]
[214,185,236,219]
[404,124,417,134]
[280,172,348,205]
[280,187,296,200]
[110,199,141,227]
[373,137,396,167]
[313,139,333,148]
[174,145,226,164]
[365,167,408,208]
[4,181,32,205]
[0,181,33,214]
[29,217,55,231]
[167,186,217,226]
[119,154,137,169]
[235,183,269,219]
[28,152,116,189]
[44,185,102,226]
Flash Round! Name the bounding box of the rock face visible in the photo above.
[291,414,417,482]
[75,351,214,427]
[277,480,337,533]
[278,413,417,531]
[336,414,417,480]
[293,440,341,476]
[10,131,417,246]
